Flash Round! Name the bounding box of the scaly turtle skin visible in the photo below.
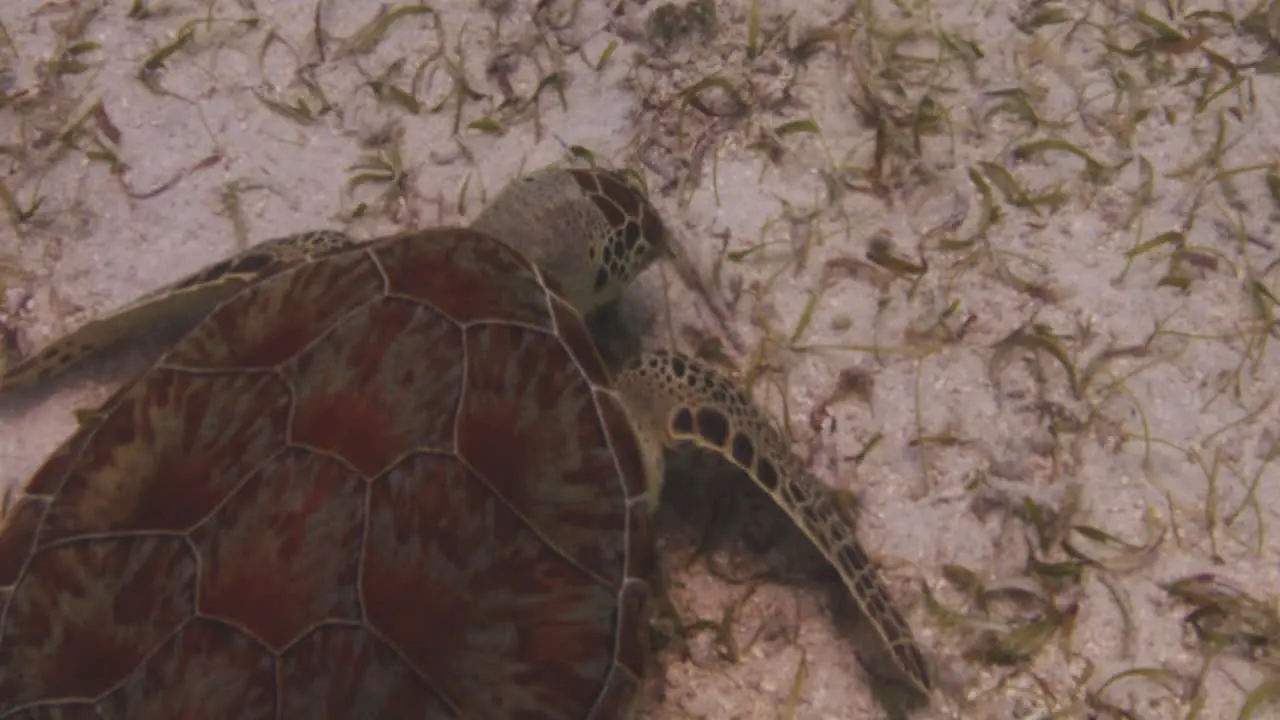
[0,168,932,718]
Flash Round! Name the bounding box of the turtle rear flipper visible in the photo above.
[0,230,357,396]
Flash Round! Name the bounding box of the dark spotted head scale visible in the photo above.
[566,169,669,294]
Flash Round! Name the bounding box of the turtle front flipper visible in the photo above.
[616,350,934,704]
[0,230,358,395]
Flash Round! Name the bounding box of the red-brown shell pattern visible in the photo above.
[0,228,657,720]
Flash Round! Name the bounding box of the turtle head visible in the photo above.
[471,167,668,316]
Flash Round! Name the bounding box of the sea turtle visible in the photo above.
[0,167,932,718]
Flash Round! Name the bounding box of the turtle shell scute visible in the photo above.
[0,227,655,719]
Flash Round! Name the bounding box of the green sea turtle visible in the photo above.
[0,167,932,717]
